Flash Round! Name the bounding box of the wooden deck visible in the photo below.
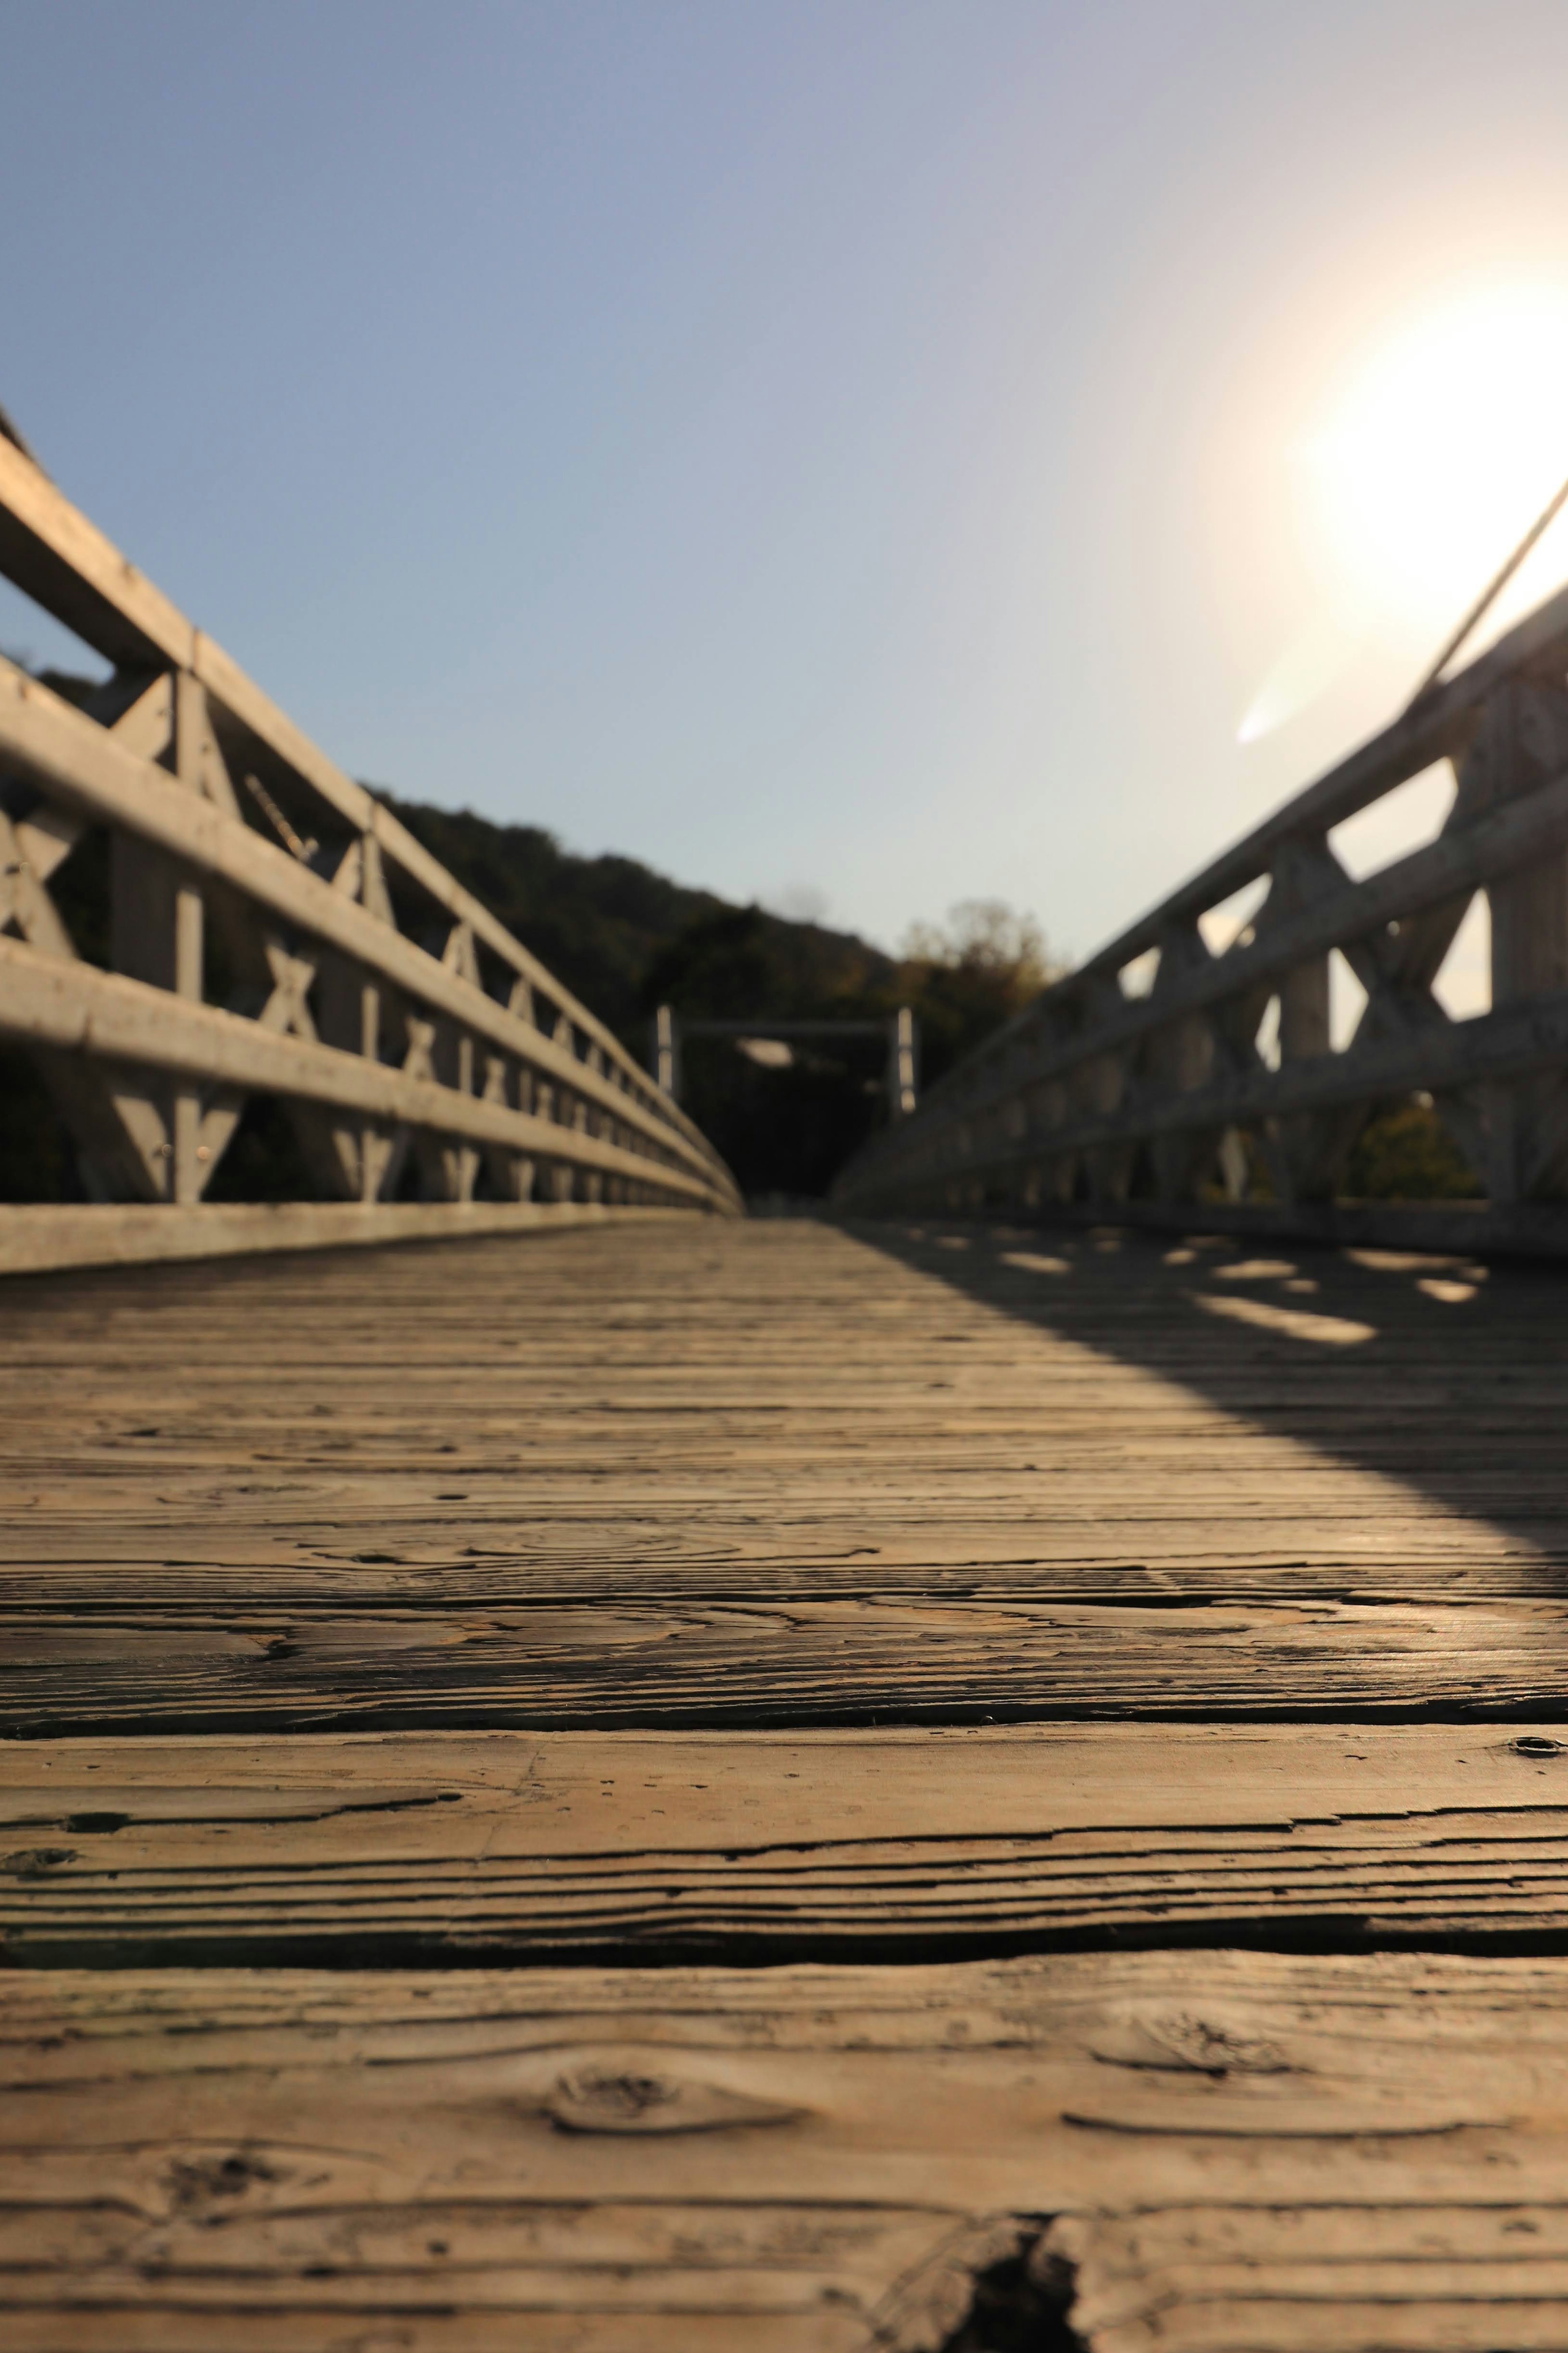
[7,1214,1568,2348]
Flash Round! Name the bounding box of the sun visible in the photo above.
[1309,282,1568,621]
[1240,283,1568,744]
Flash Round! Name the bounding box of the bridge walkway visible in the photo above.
[5,1215,1568,2348]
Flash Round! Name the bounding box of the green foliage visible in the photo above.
[1345,1098,1483,1200]
[896,900,1062,1090]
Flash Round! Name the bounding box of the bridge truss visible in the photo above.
[837,583,1568,1251]
[0,434,739,1271]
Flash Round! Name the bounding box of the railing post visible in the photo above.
[1476,683,1568,1200]
[887,1006,918,1118]
[653,1004,681,1101]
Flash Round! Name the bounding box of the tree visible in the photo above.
[895,900,1063,1091]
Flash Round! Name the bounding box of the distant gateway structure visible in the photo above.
[652,1004,919,1121]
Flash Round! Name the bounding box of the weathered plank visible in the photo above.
[4,1221,1567,1749]
[7,1949,1568,2350]
[0,1196,1564,2348]
[7,1595,1568,1734]
[6,1722,1568,1965]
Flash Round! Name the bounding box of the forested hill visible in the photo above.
[383,795,894,1046]
[384,795,907,1195]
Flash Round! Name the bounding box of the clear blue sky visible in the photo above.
[7,1,1568,966]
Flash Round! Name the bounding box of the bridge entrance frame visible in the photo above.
[653,1004,919,1120]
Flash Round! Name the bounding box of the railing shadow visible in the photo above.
[846,1213,1568,1598]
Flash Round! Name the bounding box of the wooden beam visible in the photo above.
[0,438,713,1155]
[0,939,719,1204]
[844,981,1568,1210]
[1076,575,1568,979]
[0,435,194,671]
[0,1199,696,1278]
[855,768,1568,1179]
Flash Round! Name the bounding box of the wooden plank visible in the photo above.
[0,433,195,671]
[7,1949,1568,2349]
[0,1219,1561,1628]
[0,1532,1552,1600]
[5,1722,1568,1964]
[6,1595,1568,1735]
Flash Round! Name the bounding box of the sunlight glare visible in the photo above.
[1239,284,1568,744]
[1312,285,1568,607]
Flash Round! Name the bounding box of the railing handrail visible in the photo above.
[0,432,719,1169]
[0,433,741,1232]
[1080,578,1568,984]
[0,660,733,1195]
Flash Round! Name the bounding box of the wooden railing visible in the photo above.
[0,433,739,1269]
[834,581,1568,1249]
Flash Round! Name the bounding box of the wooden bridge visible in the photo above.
[7,444,1568,2351]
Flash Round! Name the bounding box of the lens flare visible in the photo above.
[1236,607,1365,744]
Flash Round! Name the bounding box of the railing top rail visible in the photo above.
[0,656,739,1205]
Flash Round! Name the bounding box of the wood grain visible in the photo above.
[0,934,721,1207]
[7,1595,1568,1735]
[0,1199,696,1277]
[7,1949,1568,2350]
[7,1218,1568,2341]
[4,1220,1568,1739]
[5,1722,1568,1965]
